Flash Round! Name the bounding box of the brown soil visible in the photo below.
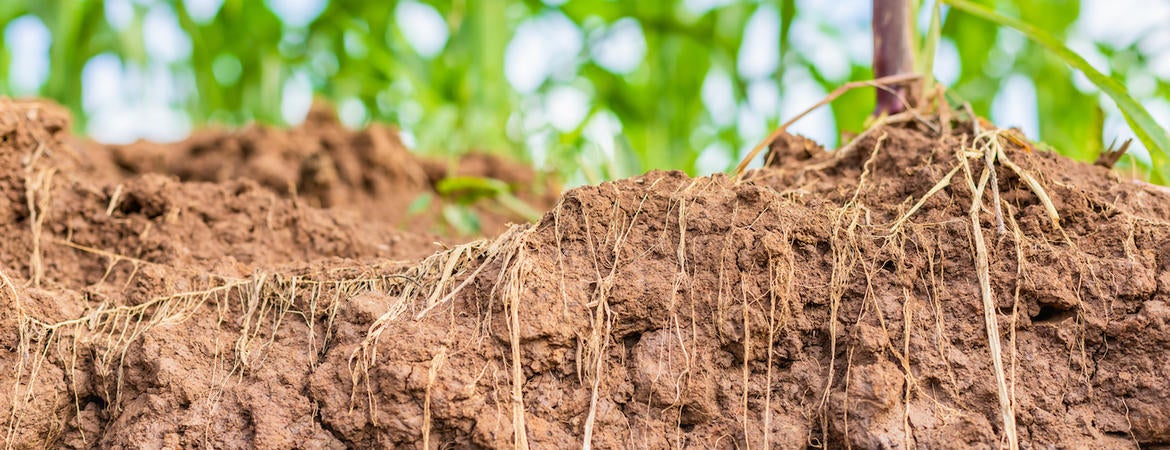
[2,98,1169,449]
[79,103,556,238]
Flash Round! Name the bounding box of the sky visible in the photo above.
[5,0,1170,175]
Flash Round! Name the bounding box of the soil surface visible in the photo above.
[80,103,556,238]
[2,98,1169,449]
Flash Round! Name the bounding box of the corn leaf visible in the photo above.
[944,0,1170,183]
[918,1,943,94]
[435,176,511,203]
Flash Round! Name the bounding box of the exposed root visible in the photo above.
[763,227,796,449]
[887,163,962,235]
[917,226,961,401]
[804,112,917,175]
[982,131,1061,230]
[739,272,752,448]
[816,134,887,444]
[984,144,1006,236]
[584,180,658,449]
[666,179,702,447]
[964,151,1020,450]
[3,258,414,444]
[347,229,523,422]
[3,92,1163,450]
[105,184,124,216]
[734,73,921,177]
[422,346,448,450]
[499,245,533,450]
[764,103,1081,448]
[26,168,56,287]
[1003,202,1026,419]
[900,286,914,450]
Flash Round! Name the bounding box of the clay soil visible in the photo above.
[2,98,1169,449]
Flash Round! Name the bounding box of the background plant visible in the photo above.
[1,0,1167,184]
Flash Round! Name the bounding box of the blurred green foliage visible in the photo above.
[0,0,1166,182]
[945,0,1170,183]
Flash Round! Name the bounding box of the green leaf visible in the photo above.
[405,192,434,216]
[435,176,510,204]
[496,192,543,223]
[441,204,481,235]
[434,175,541,223]
[918,1,942,94]
[944,0,1170,183]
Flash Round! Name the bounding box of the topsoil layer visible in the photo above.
[2,98,1169,449]
[80,103,556,239]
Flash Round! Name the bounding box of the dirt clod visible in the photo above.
[87,102,555,238]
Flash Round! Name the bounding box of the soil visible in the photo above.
[2,97,1169,449]
[80,103,556,239]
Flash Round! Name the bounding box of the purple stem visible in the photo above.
[873,0,914,114]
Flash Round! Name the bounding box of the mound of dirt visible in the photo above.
[3,98,1170,448]
[81,103,555,238]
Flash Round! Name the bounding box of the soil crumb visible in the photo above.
[3,98,1170,449]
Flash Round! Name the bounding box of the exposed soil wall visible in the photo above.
[2,98,1169,449]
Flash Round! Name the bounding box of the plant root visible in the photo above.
[965,150,1020,450]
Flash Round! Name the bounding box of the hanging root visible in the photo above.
[3,254,414,445]
[498,245,533,450]
[422,346,448,450]
[25,168,56,287]
[582,181,659,449]
[762,226,796,450]
[816,134,886,443]
[801,104,1059,448]
[342,223,538,450]
[965,148,1020,450]
[1003,202,1027,423]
